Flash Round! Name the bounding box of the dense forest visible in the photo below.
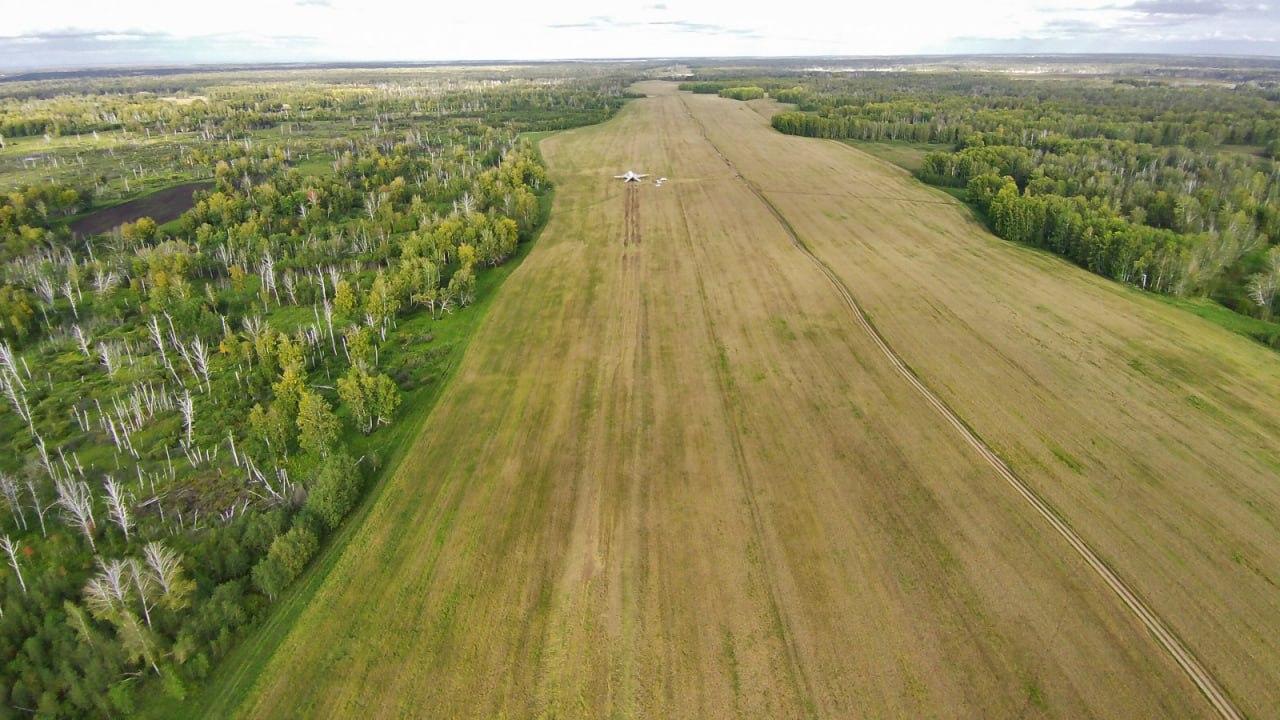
[685,73,1280,342]
[0,67,631,716]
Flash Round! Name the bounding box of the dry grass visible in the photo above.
[221,82,1280,719]
[681,86,1280,719]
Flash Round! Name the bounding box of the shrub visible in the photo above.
[251,525,319,600]
[304,452,362,530]
[719,86,766,101]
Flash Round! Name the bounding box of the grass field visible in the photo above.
[209,83,1280,718]
[684,86,1280,718]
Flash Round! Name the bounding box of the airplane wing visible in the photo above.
[637,174,649,178]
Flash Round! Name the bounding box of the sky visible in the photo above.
[1,0,1279,70]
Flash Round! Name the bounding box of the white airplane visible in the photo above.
[614,170,648,182]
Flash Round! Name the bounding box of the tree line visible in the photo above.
[758,72,1280,339]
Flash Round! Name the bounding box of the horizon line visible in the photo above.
[5,51,1280,79]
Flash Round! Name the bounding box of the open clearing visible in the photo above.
[222,83,1280,718]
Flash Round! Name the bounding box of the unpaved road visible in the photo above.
[223,83,1280,719]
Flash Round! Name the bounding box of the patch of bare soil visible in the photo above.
[70,181,211,236]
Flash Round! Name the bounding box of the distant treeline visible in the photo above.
[764,71,1280,148]
[0,66,639,139]
[678,82,726,94]
[676,82,768,102]
[718,86,766,101]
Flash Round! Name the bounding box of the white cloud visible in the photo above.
[1,0,1277,69]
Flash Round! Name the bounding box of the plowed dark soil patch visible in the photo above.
[70,181,211,237]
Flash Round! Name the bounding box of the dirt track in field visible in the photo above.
[227,83,1280,719]
[623,182,640,245]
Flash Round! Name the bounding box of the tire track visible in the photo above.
[622,183,641,245]
[763,189,955,205]
[678,94,1243,720]
[622,183,630,245]
[632,184,641,245]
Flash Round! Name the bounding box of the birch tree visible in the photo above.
[1,535,25,593]
[115,606,162,674]
[296,390,339,456]
[72,324,91,358]
[84,559,130,620]
[338,368,400,434]
[190,337,212,392]
[129,558,156,628]
[1248,248,1280,319]
[0,342,22,391]
[148,315,180,383]
[0,473,27,530]
[55,478,96,550]
[1,372,32,432]
[85,559,160,673]
[103,475,133,541]
[180,389,196,446]
[25,480,48,537]
[98,342,122,377]
[62,281,79,319]
[143,541,193,611]
[260,251,279,304]
[337,369,371,433]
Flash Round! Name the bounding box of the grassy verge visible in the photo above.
[840,140,949,174]
[137,137,558,720]
[918,182,1280,353]
[1154,295,1280,349]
